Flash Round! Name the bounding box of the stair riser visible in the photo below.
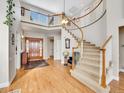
[74,70,99,83]
[76,65,100,75]
[83,53,100,56]
[77,63,100,70]
[81,60,100,65]
[82,57,100,61]
[71,72,99,91]
[78,61,100,67]
[84,49,100,52]
[83,46,100,49]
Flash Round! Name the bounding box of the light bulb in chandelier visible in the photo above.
[61,18,69,25]
[21,35,24,39]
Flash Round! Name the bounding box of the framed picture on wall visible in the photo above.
[11,33,15,45]
[65,38,70,49]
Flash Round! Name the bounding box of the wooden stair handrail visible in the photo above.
[21,0,104,25]
[73,0,103,20]
[100,35,112,88]
[64,15,84,42]
[65,9,106,30]
[101,35,112,48]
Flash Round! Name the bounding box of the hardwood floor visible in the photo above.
[0,60,95,93]
[0,60,124,93]
[110,72,124,93]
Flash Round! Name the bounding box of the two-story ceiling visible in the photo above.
[21,0,95,16]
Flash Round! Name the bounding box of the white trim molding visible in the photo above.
[107,76,114,85]
[120,69,124,73]
[0,81,9,88]
[113,76,119,81]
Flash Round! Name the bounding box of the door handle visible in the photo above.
[121,45,124,47]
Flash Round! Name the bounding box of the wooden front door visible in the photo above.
[25,37,43,61]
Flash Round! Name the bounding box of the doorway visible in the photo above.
[48,37,54,59]
[25,37,43,61]
[119,27,124,72]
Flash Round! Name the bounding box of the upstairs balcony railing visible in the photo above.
[21,7,62,27]
[21,0,105,29]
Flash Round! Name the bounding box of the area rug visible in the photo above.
[8,89,21,93]
[24,60,49,70]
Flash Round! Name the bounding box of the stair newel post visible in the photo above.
[101,48,107,88]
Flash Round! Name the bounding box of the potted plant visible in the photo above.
[63,51,69,66]
[4,0,15,26]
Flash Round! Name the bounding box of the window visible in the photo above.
[30,12,39,21]
[30,11,48,25]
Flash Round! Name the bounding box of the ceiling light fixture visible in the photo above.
[21,34,24,39]
[61,18,69,25]
[61,0,69,25]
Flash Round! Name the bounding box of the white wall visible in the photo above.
[47,38,52,58]
[0,0,9,88]
[8,0,22,84]
[54,34,61,60]
[0,0,22,88]
[61,28,77,63]
[15,0,22,70]
[106,0,124,80]
[84,14,107,46]
[46,32,61,60]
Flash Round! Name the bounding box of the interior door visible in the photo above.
[50,39,54,57]
[119,28,124,70]
[26,37,43,61]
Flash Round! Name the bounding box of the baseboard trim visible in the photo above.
[113,76,119,81]
[119,69,124,72]
[0,81,9,88]
[107,76,114,85]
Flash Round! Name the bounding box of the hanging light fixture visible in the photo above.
[21,35,24,39]
[21,30,25,39]
[61,18,69,24]
[61,0,69,25]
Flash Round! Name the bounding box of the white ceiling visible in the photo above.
[21,0,64,13]
[21,0,95,14]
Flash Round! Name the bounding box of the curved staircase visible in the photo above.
[70,40,110,93]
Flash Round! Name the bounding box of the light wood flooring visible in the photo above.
[0,60,95,93]
[110,72,124,93]
[0,60,124,93]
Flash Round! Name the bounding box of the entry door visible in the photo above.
[26,37,43,61]
[119,28,124,69]
[50,39,54,57]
